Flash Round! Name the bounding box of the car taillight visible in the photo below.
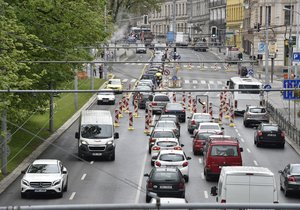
[182,161,189,167]
[258,131,263,136]
[191,120,196,125]
[174,146,182,150]
[147,181,153,188]
[152,146,160,151]
[155,161,161,167]
[149,138,156,143]
[151,102,157,106]
[288,176,296,182]
[281,132,285,139]
[221,199,226,203]
[178,181,185,189]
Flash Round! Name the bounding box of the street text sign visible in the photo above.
[283,79,300,100]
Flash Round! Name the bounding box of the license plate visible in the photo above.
[103,99,109,102]
[160,186,172,189]
[34,189,46,192]
[267,134,276,136]
[92,153,102,156]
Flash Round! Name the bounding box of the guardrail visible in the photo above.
[266,101,300,146]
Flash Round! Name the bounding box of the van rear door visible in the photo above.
[249,175,275,203]
[226,175,250,203]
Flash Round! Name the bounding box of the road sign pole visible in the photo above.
[265,6,269,85]
[271,57,274,83]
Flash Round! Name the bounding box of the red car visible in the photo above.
[192,131,219,155]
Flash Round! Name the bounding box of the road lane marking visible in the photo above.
[69,192,76,200]
[130,79,136,83]
[185,80,189,84]
[240,138,245,142]
[135,151,148,203]
[81,173,86,180]
[209,81,214,84]
[237,133,241,136]
[235,128,238,132]
[201,172,204,180]
[204,191,208,199]
[90,161,94,164]
[201,80,206,84]
[247,148,251,153]
[122,79,128,83]
[198,158,202,164]
[254,160,258,166]
[192,80,198,84]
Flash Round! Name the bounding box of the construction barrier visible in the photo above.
[144,113,150,134]
[229,105,235,127]
[133,99,139,118]
[182,92,186,108]
[218,106,223,125]
[192,98,197,113]
[125,95,130,113]
[173,92,176,102]
[209,102,213,117]
[114,109,120,127]
[128,111,134,130]
[118,101,123,118]
[224,102,230,119]
[188,92,192,111]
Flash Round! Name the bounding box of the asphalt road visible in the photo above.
[0,48,300,206]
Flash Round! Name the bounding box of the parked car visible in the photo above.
[151,138,183,166]
[254,123,285,148]
[154,120,180,138]
[21,159,68,198]
[147,128,178,154]
[162,103,186,123]
[187,113,212,134]
[154,150,191,182]
[97,89,115,105]
[279,163,300,196]
[203,136,243,180]
[192,131,219,155]
[144,167,186,202]
[243,105,269,127]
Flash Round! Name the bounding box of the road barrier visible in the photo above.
[229,104,235,127]
[144,113,150,134]
[128,111,134,130]
[125,95,130,113]
[133,99,139,118]
[209,102,213,117]
[224,102,230,119]
[118,100,123,118]
[218,106,223,125]
[188,92,192,111]
[173,92,176,102]
[114,109,120,127]
[192,98,197,113]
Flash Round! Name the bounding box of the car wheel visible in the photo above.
[184,176,189,183]
[280,143,285,149]
[63,178,68,192]
[146,195,151,203]
[21,192,27,199]
[284,188,290,197]
[109,150,115,161]
[97,101,101,105]
[280,182,284,191]
[181,192,185,198]
[57,191,63,198]
[243,121,248,127]
[193,150,197,155]
[145,109,148,113]
[188,129,193,134]
[151,160,154,166]
[148,146,152,154]
[112,101,115,105]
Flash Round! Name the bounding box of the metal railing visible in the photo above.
[266,101,300,146]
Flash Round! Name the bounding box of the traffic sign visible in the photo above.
[292,52,300,62]
[263,84,272,92]
[247,68,254,76]
[164,69,170,76]
[172,75,178,81]
[258,42,265,55]
[283,79,300,100]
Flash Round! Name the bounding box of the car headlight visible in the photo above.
[106,140,113,145]
[80,140,88,145]
[52,179,61,186]
[22,179,29,186]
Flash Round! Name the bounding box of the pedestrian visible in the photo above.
[93,65,97,77]
[98,64,103,79]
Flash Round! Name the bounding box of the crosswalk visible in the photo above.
[122,63,224,70]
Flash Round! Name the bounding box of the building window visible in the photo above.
[259,6,263,25]
[266,6,271,25]
[284,5,294,25]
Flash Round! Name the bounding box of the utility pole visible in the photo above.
[264,6,269,85]
[49,82,54,133]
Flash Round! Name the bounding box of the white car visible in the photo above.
[150,197,188,205]
[151,138,183,166]
[20,159,68,198]
[154,120,180,138]
[154,150,191,182]
[193,122,224,136]
[97,89,115,105]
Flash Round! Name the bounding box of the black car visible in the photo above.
[279,163,300,196]
[254,123,285,148]
[159,114,181,131]
[144,167,185,203]
[132,92,151,109]
[163,103,186,123]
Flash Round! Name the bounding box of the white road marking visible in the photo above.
[217,81,222,85]
[240,138,245,142]
[192,80,198,84]
[201,80,206,84]
[122,79,128,83]
[81,173,86,180]
[193,85,197,89]
[198,158,202,164]
[90,161,94,164]
[235,128,238,132]
[204,191,208,199]
[69,192,76,200]
[209,81,214,84]
[237,133,241,136]
[185,80,190,84]
[135,150,148,203]
[130,79,136,83]
[247,148,251,153]
[201,172,205,180]
[253,160,258,166]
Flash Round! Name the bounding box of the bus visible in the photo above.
[226,77,263,115]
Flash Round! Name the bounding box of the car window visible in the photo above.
[199,124,220,130]
[290,165,300,173]
[157,121,176,128]
[28,164,60,173]
[81,124,112,139]
[152,171,179,181]
[154,96,170,101]
[196,132,215,140]
[157,141,178,147]
[262,125,279,132]
[166,103,183,109]
[159,154,184,161]
[250,108,266,113]
[194,115,211,120]
[153,131,175,138]
[210,145,238,157]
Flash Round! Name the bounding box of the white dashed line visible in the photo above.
[240,138,245,142]
[90,161,94,164]
[198,158,202,164]
[69,192,76,200]
[201,80,206,84]
[253,160,258,166]
[217,81,223,85]
[247,148,251,153]
[192,80,198,84]
[81,173,86,180]
[185,80,190,84]
[237,133,241,136]
[204,191,208,199]
[122,79,128,83]
[201,172,205,180]
[130,79,136,83]
[235,128,238,132]
[209,81,214,84]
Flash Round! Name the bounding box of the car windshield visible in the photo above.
[196,132,215,140]
[99,91,113,95]
[154,95,170,101]
[159,154,184,161]
[152,131,175,138]
[166,103,183,110]
[157,141,178,147]
[108,80,120,85]
[199,124,220,130]
[194,114,211,120]
[152,171,178,181]
[250,108,266,113]
[156,121,176,128]
[27,164,59,173]
[210,145,238,157]
[291,165,300,173]
[81,124,112,139]
[262,125,279,132]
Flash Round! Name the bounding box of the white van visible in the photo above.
[75,110,119,160]
[211,166,278,204]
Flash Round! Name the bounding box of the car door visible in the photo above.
[281,165,290,189]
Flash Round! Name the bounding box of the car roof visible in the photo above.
[153,167,178,172]
[200,122,219,126]
[194,113,211,116]
[158,149,184,155]
[32,159,59,165]
[209,140,239,145]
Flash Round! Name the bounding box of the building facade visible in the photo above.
[209,0,227,45]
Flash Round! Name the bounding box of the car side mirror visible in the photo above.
[114,132,119,139]
[181,144,184,147]
[186,157,192,160]
[278,170,283,174]
[151,156,158,161]
[62,167,67,174]
[75,132,79,139]
[144,173,149,177]
[187,116,191,119]
[221,127,225,130]
[190,135,195,138]
[211,186,218,196]
[21,170,26,174]
[240,147,243,152]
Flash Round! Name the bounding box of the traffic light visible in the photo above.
[211,26,217,38]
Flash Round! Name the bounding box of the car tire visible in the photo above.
[280,143,285,149]
[193,150,197,155]
[109,150,115,161]
[184,176,189,183]
[97,101,101,105]
[280,182,284,191]
[188,129,193,134]
[284,188,290,197]
[57,191,63,198]
[151,160,154,166]
[21,192,27,199]
[181,192,185,198]
[146,195,151,203]
[243,121,248,127]
[112,101,115,105]
[63,178,68,192]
